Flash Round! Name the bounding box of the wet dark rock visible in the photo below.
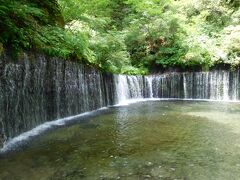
[0,121,5,148]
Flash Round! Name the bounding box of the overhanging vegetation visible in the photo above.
[0,0,239,74]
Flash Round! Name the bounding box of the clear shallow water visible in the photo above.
[1,100,240,180]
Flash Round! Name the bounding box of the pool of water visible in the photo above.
[1,100,240,180]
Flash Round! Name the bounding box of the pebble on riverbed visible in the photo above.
[143,174,151,178]
[146,161,153,166]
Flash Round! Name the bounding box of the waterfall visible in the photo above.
[0,52,240,149]
[0,54,115,144]
[146,76,153,98]
[114,75,144,104]
[183,73,188,98]
[114,70,240,102]
[231,69,240,100]
[114,75,129,103]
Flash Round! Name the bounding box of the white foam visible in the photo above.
[114,98,240,107]
[0,108,108,153]
[113,98,158,106]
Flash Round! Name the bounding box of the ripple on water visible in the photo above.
[1,100,240,179]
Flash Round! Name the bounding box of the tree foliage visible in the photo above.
[0,0,239,74]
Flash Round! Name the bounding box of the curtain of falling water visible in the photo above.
[0,53,240,145]
[114,70,240,102]
[0,54,115,142]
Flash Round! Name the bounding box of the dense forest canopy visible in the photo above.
[0,0,239,74]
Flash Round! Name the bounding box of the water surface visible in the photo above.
[1,100,240,180]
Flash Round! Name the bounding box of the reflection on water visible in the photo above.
[1,100,240,180]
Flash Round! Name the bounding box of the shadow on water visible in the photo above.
[1,100,240,179]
